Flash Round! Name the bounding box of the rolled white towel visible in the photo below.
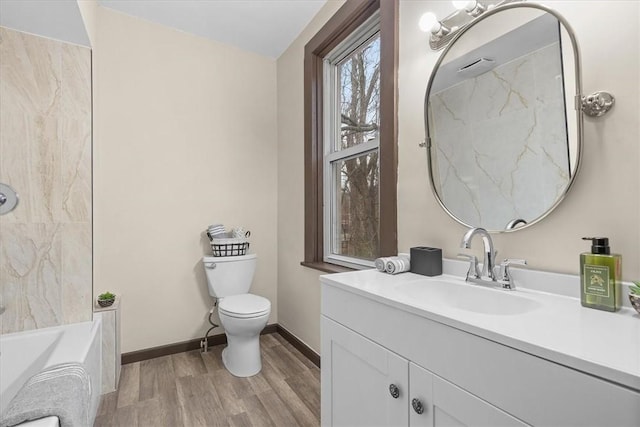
[385,254,411,275]
[374,257,391,272]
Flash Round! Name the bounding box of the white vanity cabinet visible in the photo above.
[409,362,526,427]
[322,317,408,426]
[322,317,527,426]
[321,271,640,427]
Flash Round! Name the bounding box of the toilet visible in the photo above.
[202,253,271,377]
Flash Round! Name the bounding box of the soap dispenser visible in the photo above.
[580,237,621,312]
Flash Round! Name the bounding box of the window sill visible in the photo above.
[300,261,355,274]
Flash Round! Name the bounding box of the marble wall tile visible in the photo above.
[0,26,92,334]
[61,118,92,222]
[0,110,62,224]
[61,223,92,324]
[0,28,62,118]
[60,42,92,119]
[0,223,63,333]
[60,43,92,223]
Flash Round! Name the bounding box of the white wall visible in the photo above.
[92,7,278,353]
[277,0,640,353]
[77,0,98,47]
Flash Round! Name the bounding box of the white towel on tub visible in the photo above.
[0,363,91,427]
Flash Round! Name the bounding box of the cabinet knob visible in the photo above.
[411,398,425,414]
[388,384,400,399]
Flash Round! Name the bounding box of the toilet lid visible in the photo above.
[219,294,271,318]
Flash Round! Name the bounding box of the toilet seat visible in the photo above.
[219,294,271,319]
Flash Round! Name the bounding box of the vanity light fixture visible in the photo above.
[452,0,486,17]
[420,0,520,50]
[420,0,617,116]
[418,12,451,37]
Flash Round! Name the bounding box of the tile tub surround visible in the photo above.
[0,26,92,333]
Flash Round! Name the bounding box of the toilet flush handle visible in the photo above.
[205,262,217,269]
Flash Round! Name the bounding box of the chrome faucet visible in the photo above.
[496,259,527,290]
[460,227,496,280]
[458,227,527,290]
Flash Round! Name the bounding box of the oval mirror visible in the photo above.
[424,3,583,232]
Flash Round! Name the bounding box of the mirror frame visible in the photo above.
[424,2,584,233]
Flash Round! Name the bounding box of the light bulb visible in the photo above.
[452,0,476,11]
[419,12,440,34]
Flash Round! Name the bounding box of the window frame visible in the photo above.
[302,0,398,273]
[323,16,381,269]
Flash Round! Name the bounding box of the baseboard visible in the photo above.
[120,323,322,368]
[121,324,278,365]
[276,325,321,368]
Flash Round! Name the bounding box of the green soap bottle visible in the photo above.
[580,237,621,312]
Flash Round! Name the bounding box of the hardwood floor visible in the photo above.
[94,333,320,427]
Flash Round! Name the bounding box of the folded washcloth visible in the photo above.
[385,254,411,275]
[0,363,92,427]
[374,257,391,272]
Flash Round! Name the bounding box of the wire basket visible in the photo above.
[210,237,250,257]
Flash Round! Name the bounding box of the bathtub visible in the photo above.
[0,318,102,427]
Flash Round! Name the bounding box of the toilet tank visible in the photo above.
[202,254,257,298]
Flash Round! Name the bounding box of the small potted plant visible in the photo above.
[629,282,640,315]
[97,291,116,308]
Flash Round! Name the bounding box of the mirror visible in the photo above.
[424,3,582,232]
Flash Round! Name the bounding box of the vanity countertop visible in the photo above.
[321,263,640,391]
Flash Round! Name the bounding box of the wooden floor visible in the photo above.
[94,333,320,427]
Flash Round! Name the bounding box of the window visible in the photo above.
[303,0,398,272]
[324,21,380,267]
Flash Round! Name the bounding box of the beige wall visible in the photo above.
[397,0,640,277]
[77,0,98,48]
[92,7,278,353]
[276,0,640,353]
[0,27,92,333]
[276,1,345,353]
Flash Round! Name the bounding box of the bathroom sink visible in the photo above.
[394,278,542,315]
